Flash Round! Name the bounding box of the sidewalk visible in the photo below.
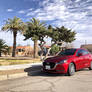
[0,62,42,70]
[0,63,42,81]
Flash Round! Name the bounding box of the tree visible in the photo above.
[49,26,76,46]
[50,44,60,55]
[24,18,47,58]
[3,46,11,56]
[2,16,26,57]
[44,25,76,57]
[0,39,9,57]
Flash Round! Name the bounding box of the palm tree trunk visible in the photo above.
[0,51,1,57]
[34,40,38,58]
[12,32,17,57]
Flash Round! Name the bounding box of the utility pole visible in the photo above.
[85,40,87,45]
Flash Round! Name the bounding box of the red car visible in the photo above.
[43,48,92,76]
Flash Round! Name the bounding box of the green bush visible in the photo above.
[50,45,60,55]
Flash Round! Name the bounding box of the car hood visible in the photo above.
[44,55,74,63]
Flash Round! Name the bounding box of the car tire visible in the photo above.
[89,61,92,70]
[68,63,75,76]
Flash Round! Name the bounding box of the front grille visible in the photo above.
[44,69,56,72]
[43,62,56,69]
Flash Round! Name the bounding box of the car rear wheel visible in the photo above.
[68,63,75,76]
[89,61,92,70]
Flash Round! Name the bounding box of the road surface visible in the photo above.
[0,69,92,92]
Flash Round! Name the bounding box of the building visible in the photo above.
[10,46,33,56]
[81,44,92,53]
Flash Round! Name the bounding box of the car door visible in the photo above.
[75,49,85,70]
[82,50,90,68]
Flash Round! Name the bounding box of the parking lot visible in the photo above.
[0,69,92,92]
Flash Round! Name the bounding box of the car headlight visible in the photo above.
[57,59,67,64]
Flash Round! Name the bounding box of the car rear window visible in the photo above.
[58,49,77,56]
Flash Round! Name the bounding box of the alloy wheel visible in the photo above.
[68,63,75,76]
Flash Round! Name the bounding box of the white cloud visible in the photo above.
[39,0,50,6]
[25,0,92,47]
[28,8,33,11]
[18,10,25,14]
[74,32,92,47]
[26,0,88,22]
[87,6,92,9]
[7,9,13,12]
[26,9,42,16]
[26,2,69,21]
[25,0,92,32]
[26,12,31,16]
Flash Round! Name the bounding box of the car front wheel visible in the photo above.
[89,61,92,70]
[68,63,75,76]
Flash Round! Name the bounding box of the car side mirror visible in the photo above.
[78,53,83,57]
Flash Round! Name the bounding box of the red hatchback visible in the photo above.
[43,48,92,76]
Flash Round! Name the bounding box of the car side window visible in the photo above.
[76,49,89,56]
[76,49,83,56]
[82,50,89,55]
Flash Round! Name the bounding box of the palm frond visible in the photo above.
[2,16,26,33]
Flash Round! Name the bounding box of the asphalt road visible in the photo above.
[0,69,92,92]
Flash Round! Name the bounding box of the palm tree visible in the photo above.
[0,39,9,57]
[2,16,26,57]
[24,18,47,58]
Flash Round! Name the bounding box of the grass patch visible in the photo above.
[0,58,41,66]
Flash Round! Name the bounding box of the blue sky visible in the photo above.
[0,0,92,47]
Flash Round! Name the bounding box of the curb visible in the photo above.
[0,63,42,70]
[0,63,42,81]
[0,72,27,81]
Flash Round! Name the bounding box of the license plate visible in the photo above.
[45,65,50,69]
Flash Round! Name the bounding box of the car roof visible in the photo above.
[64,48,87,51]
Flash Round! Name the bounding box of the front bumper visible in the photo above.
[43,63,68,74]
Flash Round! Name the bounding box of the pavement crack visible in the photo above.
[44,79,56,92]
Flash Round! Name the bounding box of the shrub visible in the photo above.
[50,45,60,55]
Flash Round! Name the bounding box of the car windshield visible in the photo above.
[58,49,77,56]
